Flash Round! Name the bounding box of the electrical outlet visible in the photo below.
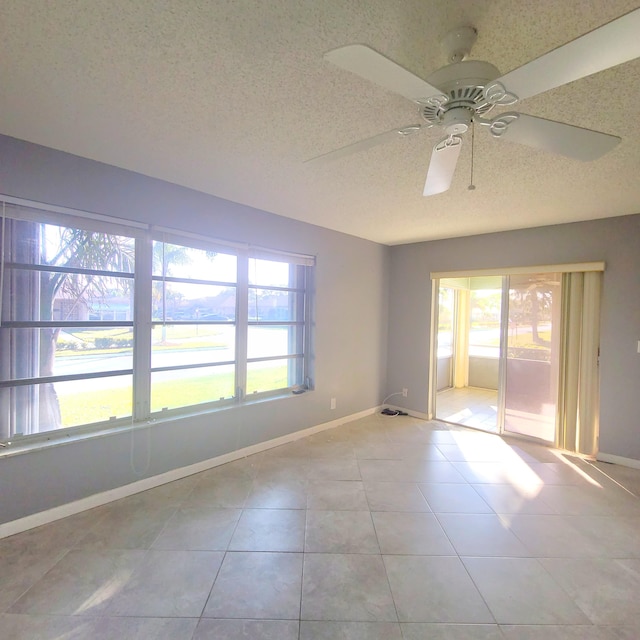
[330,397,337,410]
[402,388,408,397]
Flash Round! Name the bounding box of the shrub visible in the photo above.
[57,339,77,351]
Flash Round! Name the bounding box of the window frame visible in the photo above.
[147,232,239,417]
[0,200,315,446]
[0,208,141,439]
[245,257,310,397]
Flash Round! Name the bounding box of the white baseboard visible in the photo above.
[596,452,640,470]
[0,407,377,540]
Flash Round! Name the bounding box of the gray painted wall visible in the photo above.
[0,135,389,524]
[387,215,640,461]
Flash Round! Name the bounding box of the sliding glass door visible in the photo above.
[502,273,562,442]
[432,266,600,450]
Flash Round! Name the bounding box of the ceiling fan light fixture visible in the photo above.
[442,106,473,135]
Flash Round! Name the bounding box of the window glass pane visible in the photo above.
[248,325,302,359]
[0,216,136,439]
[248,289,301,322]
[469,289,502,358]
[3,220,135,272]
[506,274,556,361]
[57,375,133,426]
[148,239,240,415]
[151,325,234,368]
[1,327,133,383]
[246,358,302,394]
[3,270,133,323]
[152,282,236,322]
[437,286,454,358]
[0,376,132,439]
[46,227,135,272]
[152,242,236,282]
[504,273,561,442]
[248,258,291,288]
[150,365,235,412]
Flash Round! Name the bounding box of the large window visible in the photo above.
[0,203,314,443]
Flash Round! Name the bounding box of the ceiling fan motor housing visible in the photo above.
[422,60,501,125]
[442,107,473,135]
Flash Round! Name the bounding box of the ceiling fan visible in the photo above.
[310,8,640,196]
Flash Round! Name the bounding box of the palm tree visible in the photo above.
[2,220,135,432]
[40,225,136,428]
[3,222,211,436]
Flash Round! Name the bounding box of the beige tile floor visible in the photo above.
[1,413,640,639]
[436,386,500,432]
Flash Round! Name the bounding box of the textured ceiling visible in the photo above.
[1,0,639,245]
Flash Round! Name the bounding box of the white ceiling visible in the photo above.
[1,0,640,245]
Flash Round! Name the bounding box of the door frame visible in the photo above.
[429,263,604,448]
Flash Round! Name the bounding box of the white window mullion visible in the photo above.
[133,232,153,421]
[235,249,249,401]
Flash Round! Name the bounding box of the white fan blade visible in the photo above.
[495,8,640,101]
[490,113,620,160]
[424,136,462,196]
[305,125,423,164]
[324,44,445,104]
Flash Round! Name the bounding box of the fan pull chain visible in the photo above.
[468,122,476,191]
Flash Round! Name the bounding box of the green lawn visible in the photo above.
[59,365,289,426]
[509,329,552,350]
